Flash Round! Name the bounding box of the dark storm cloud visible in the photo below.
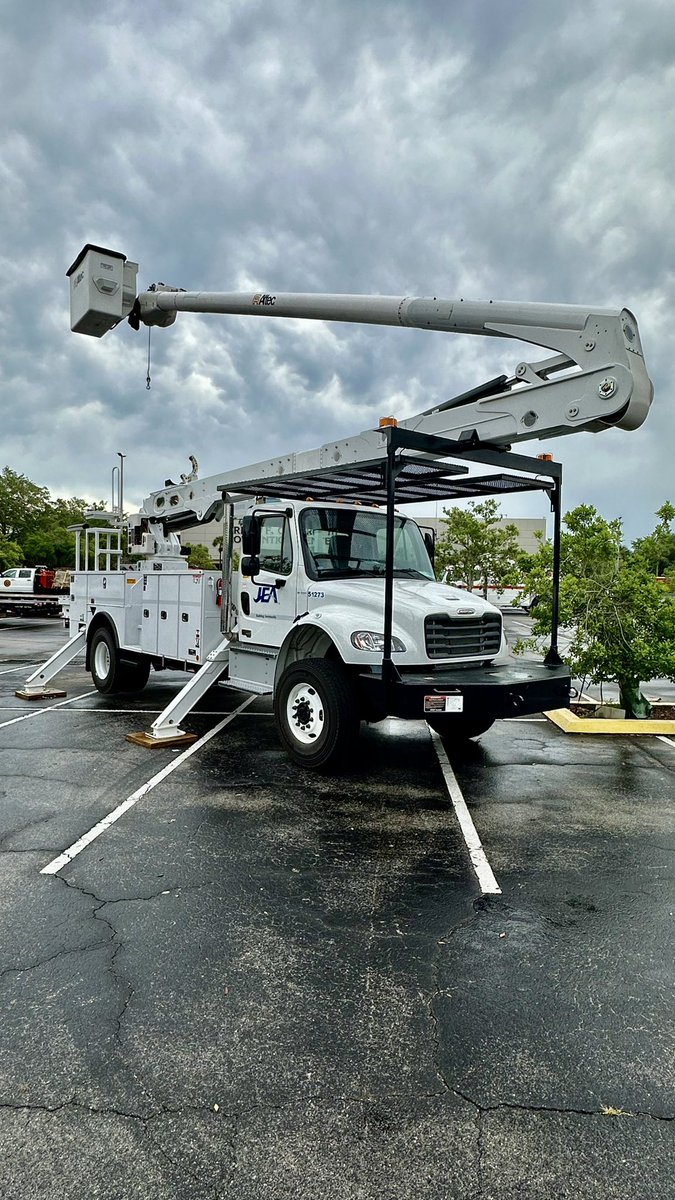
[1,0,673,538]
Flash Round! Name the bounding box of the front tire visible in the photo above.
[274,658,359,772]
[426,714,494,747]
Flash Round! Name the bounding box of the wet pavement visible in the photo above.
[0,617,673,1198]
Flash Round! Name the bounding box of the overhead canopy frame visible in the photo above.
[223,426,559,508]
[220,427,564,683]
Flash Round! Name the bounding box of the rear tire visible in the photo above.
[274,658,359,772]
[90,626,150,695]
[117,658,151,693]
[426,714,494,747]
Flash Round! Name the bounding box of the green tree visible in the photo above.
[436,498,521,596]
[0,467,50,544]
[518,504,675,718]
[632,502,675,577]
[186,542,215,569]
[0,535,24,571]
[0,466,106,568]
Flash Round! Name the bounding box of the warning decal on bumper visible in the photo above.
[424,694,464,714]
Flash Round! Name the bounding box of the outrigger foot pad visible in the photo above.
[126,730,198,748]
[15,689,67,701]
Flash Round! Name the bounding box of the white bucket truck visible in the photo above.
[18,246,653,770]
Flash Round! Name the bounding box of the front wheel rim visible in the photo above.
[286,682,325,744]
[93,640,111,681]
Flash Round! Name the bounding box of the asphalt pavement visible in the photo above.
[0,616,673,1199]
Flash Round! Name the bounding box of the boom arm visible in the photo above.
[135,285,651,433]
[67,246,653,531]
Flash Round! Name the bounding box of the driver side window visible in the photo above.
[258,515,293,576]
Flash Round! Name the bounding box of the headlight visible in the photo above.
[350,631,406,652]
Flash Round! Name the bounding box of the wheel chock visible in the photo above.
[126,730,198,748]
[15,688,67,700]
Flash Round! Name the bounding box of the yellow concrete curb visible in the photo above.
[545,708,675,735]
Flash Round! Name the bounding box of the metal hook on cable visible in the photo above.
[146,327,152,390]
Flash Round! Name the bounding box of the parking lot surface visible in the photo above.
[0,617,673,1199]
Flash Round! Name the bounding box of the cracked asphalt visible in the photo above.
[0,617,673,1199]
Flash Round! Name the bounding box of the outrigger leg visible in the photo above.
[126,638,231,748]
[15,629,87,700]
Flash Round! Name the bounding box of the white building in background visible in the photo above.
[418,516,546,555]
[180,519,225,563]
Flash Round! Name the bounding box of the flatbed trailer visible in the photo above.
[0,595,66,618]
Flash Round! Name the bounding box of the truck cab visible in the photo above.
[219,476,562,770]
[236,498,505,671]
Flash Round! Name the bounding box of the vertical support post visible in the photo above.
[221,494,235,635]
[544,474,563,666]
[118,452,125,516]
[382,434,398,688]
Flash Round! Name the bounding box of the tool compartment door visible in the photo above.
[177,572,217,665]
[140,573,180,659]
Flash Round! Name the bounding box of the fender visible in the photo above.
[274,602,411,684]
[85,612,144,672]
[275,620,339,688]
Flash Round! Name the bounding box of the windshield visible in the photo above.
[299,507,435,581]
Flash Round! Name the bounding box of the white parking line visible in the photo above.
[656,735,675,748]
[429,729,501,895]
[40,696,255,876]
[508,717,547,722]
[0,665,33,675]
[0,707,266,716]
[0,691,96,729]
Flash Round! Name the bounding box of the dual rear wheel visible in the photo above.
[90,626,150,695]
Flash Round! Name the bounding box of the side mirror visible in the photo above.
[241,554,260,579]
[421,528,436,569]
[241,515,261,556]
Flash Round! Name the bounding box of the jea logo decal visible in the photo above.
[254,585,279,604]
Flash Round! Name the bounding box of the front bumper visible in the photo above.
[357,661,571,722]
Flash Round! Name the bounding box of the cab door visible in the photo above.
[238,510,297,648]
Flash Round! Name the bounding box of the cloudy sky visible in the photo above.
[2,0,673,541]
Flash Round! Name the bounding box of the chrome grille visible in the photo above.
[425,612,502,659]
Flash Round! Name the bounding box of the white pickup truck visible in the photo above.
[0,566,69,617]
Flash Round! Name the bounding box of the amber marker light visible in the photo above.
[379,416,398,427]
